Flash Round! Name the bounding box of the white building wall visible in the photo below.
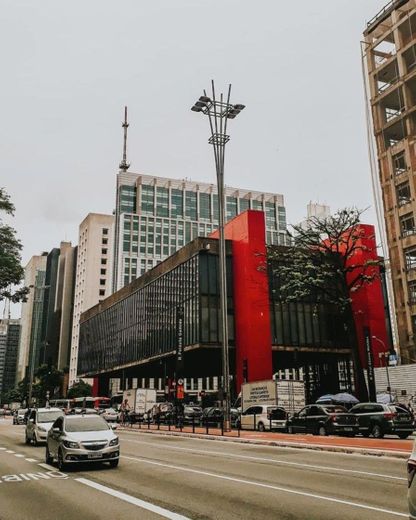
[69,213,114,387]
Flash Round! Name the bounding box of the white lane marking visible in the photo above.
[0,447,6,450]
[25,458,38,462]
[38,463,56,472]
[14,454,24,458]
[124,438,407,482]
[5,450,15,454]
[75,477,191,520]
[122,455,407,518]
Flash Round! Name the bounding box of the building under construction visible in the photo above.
[363,0,416,364]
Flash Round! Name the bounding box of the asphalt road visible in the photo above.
[0,418,410,519]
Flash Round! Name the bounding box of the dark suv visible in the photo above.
[288,405,358,436]
[350,403,414,439]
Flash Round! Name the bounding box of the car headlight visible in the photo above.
[109,437,119,447]
[63,440,80,449]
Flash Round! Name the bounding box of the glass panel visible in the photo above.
[141,185,154,215]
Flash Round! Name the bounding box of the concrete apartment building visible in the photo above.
[113,171,289,292]
[363,0,416,364]
[68,213,114,387]
[16,254,47,382]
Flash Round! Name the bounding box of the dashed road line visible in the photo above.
[25,458,38,462]
[0,447,6,450]
[75,477,191,520]
[14,454,24,458]
[38,463,56,472]
[5,450,15,454]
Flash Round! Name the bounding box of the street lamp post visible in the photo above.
[372,335,392,401]
[191,81,245,431]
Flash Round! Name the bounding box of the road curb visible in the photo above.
[117,427,411,459]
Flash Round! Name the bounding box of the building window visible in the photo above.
[185,191,197,221]
[156,187,169,218]
[101,258,107,265]
[102,238,108,245]
[100,269,106,275]
[119,185,136,213]
[141,184,155,215]
[99,289,105,296]
[199,192,211,221]
[171,189,183,218]
[393,151,407,176]
[101,248,107,255]
[401,213,416,237]
[226,196,237,220]
[239,198,250,212]
[100,279,106,286]
[265,202,277,230]
[252,199,263,211]
[405,247,416,270]
[102,228,109,235]
[397,182,411,206]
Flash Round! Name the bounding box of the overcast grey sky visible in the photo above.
[1,1,387,269]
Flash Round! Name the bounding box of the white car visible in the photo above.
[408,439,416,519]
[100,407,119,423]
[239,405,288,432]
[25,408,63,445]
[46,414,119,470]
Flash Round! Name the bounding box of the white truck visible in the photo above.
[241,379,305,415]
[122,388,157,417]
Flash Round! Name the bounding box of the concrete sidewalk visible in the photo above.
[118,423,413,459]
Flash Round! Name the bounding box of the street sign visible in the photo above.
[364,326,377,402]
[176,306,184,377]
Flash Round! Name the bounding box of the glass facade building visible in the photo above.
[113,172,289,292]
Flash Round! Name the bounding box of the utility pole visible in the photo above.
[191,81,245,431]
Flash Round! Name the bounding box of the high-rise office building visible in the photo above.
[298,202,331,231]
[69,213,114,387]
[16,254,47,382]
[363,0,416,363]
[113,172,289,291]
[0,318,21,401]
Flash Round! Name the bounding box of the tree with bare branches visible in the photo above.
[268,208,381,401]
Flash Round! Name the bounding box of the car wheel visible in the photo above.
[109,459,119,468]
[57,449,67,471]
[45,446,53,464]
[371,424,384,439]
[318,425,327,436]
[257,422,266,432]
[362,431,370,438]
[398,433,410,439]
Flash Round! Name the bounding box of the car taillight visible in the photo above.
[408,459,416,488]
[384,412,396,420]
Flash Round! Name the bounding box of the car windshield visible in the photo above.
[322,406,347,414]
[267,407,286,419]
[37,411,63,423]
[65,416,109,432]
[390,405,410,414]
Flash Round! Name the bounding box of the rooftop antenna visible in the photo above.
[119,106,130,172]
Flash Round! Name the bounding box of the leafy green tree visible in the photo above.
[268,208,381,402]
[32,364,64,404]
[0,188,28,302]
[67,380,93,399]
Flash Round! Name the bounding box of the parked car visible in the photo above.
[239,405,289,432]
[13,408,28,425]
[287,404,358,436]
[350,402,414,439]
[25,408,64,445]
[100,407,119,423]
[183,405,203,425]
[202,407,224,426]
[408,439,416,519]
[45,414,120,470]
